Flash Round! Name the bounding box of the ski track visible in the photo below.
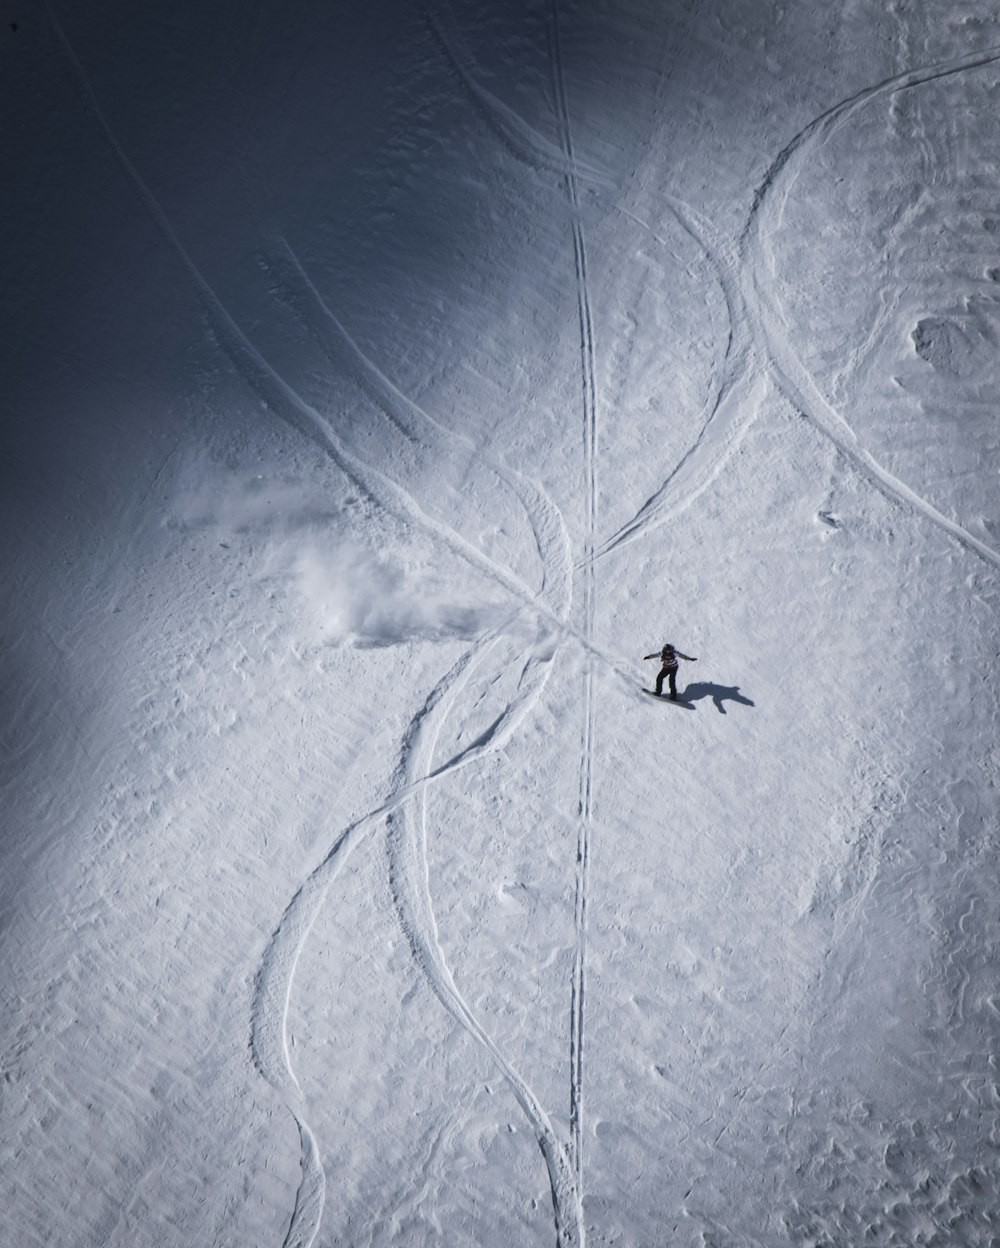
[255,30,1000,1248]
[45,3,683,1242]
[409,0,762,573]
[589,189,764,563]
[411,0,764,575]
[333,7,597,1231]
[45,7,584,1241]
[742,42,1000,571]
[43,0,584,646]
[51,6,1000,1246]
[49,0,637,685]
[385,631,583,1248]
[252,613,565,1247]
[262,236,586,1241]
[263,237,573,614]
[419,0,616,192]
[592,45,1000,572]
[548,0,596,1216]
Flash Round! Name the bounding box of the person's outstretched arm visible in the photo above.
[677,652,697,661]
[643,653,657,660]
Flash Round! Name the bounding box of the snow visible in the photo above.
[2,1,999,1245]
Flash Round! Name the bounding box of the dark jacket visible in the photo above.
[643,644,696,670]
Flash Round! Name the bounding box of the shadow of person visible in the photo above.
[682,682,755,715]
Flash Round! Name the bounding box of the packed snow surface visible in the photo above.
[3,1,1000,1245]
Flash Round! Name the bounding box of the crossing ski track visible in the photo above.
[47,4,1000,1244]
[261,237,573,613]
[587,48,1000,575]
[43,0,577,640]
[259,225,586,1243]
[742,43,1000,572]
[254,4,611,1239]
[591,199,763,563]
[406,0,766,574]
[419,0,616,193]
[252,615,569,1248]
[50,0,643,690]
[44,7,585,1243]
[384,632,583,1248]
[45,4,777,1242]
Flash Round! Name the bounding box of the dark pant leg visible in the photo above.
[667,668,677,700]
[655,668,665,696]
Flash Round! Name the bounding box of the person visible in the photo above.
[643,643,697,700]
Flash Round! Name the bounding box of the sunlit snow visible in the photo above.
[3,2,999,1245]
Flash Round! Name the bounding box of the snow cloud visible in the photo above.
[287,534,508,649]
[172,453,509,649]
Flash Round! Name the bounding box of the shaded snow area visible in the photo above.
[4,1,1000,1244]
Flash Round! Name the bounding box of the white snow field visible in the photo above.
[2,0,999,1244]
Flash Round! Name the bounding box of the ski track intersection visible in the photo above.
[3,2,999,1247]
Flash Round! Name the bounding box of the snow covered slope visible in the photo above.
[2,1,999,1245]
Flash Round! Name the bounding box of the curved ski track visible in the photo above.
[45,7,584,1243]
[375,33,1000,1248]
[742,42,1000,571]
[260,238,587,1243]
[591,199,764,562]
[49,6,1000,1247]
[252,611,569,1247]
[585,48,1000,574]
[49,0,644,690]
[46,3,738,1242]
[411,0,767,572]
[263,237,573,613]
[44,0,579,640]
[384,631,583,1248]
[370,31,1000,1248]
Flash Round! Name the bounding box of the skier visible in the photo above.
[643,643,697,700]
